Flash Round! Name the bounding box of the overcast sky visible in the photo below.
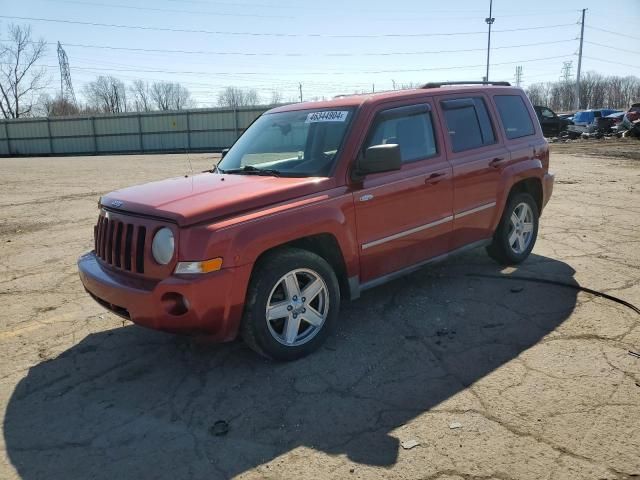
[3,0,639,106]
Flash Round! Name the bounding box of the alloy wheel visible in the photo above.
[508,202,534,254]
[265,268,329,346]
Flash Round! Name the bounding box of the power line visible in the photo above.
[46,0,293,19]
[582,56,640,70]
[583,41,640,55]
[14,54,575,77]
[15,38,576,58]
[32,0,580,22]
[164,0,577,16]
[0,16,577,39]
[585,25,640,41]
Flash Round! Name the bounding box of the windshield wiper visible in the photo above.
[219,165,282,176]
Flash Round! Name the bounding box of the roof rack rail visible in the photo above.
[421,81,511,88]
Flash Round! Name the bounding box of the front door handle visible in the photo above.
[425,172,446,185]
[489,157,506,168]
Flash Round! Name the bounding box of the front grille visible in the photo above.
[95,215,146,274]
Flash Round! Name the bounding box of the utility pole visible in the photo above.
[575,8,586,110]
[372,83,375,93]
[485,0,495,82]
[515,66,523,87]
[298,83,303,102]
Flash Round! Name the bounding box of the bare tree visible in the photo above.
[269,89,283,105]
[35,93,80,117]
[217,86,260,108]
[0,24,49,118]
[83,76,127,113]
[150,81,194,110]
[526,73,640,111]
[525,83,548,106]
[621,76,640,106]
[129,80,152,112]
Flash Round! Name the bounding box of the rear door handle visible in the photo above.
[425,172,446,184]
[489,157,506,168]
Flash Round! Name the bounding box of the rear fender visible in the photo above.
[492,159,544,230]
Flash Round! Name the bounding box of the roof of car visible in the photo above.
[267,84,522,114]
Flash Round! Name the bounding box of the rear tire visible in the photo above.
[241,248,340,361]
[486,192,539,265]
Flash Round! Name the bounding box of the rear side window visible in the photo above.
[366,104,437,163]
[441,97,495,152]
[494,95,535,139]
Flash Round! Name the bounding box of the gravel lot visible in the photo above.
[1,146,639,480]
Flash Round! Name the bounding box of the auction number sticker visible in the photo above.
[306,111,349,123]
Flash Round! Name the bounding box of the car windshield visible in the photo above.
[218,108,355,177]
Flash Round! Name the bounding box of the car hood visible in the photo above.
[101,173,332,227]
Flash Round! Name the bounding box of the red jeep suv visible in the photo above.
[78,81,554,360]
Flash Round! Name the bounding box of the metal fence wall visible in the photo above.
[0,106,272,157]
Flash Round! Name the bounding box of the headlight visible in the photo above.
[151,227,175,265]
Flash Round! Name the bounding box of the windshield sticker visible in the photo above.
[305,111,349,123]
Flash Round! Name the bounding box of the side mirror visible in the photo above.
[221,148,230,159]
[355,144,402,179]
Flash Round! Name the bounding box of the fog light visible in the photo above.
[161,292,189,316]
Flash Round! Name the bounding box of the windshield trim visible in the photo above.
[218,106,359,179]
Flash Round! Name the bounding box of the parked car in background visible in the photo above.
[606,111,626,133]
[625,103,640,123]
[567,108,621,137]
[558,112,575,122]
[533,105,572,137]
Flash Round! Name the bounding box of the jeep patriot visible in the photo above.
[78,81,554,360]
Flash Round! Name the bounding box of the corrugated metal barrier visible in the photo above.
[0,106,272,156]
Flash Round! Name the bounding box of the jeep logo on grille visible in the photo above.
[111,200,123,208]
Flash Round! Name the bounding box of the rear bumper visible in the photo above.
[78,251,251,341]
[542,172,555,211]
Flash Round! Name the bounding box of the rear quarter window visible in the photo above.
[494,95,535,139]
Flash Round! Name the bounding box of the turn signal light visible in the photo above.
[174,257,223,274]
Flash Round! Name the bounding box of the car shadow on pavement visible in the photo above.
[4,251,579,479]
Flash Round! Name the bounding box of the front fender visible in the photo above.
[178,187,359,276]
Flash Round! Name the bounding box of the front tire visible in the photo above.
[486,192,539,265]
[241,248,340,361]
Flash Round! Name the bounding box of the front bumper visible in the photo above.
[78,251,251,341]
